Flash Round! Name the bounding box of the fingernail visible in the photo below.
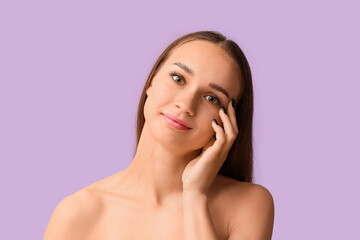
[221,106,227,114]
[213,119,218,125]
[231,99,235,108]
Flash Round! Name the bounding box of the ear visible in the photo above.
[146,84,152,96]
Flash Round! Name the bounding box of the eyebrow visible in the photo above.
[173,62,194,76]
[173,62,230,99]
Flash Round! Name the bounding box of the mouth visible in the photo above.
[161,113,192,130]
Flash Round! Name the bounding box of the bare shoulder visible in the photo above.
[214,174,273,204]
[43,188,103,240]
[213,174,269,197]
[214,175,274,240]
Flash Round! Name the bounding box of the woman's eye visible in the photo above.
[169,71,221,106]
[205,95,222,105]
[169,72,184,85]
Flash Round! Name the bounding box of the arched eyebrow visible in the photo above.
[208,83,229,99]
[173,62,230,99]
[173,62,194,76]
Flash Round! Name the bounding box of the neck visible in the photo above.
[123,122,201,207]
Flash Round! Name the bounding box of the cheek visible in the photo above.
[198,106,220,122]
[191,122,216,149]
[143,84,172,121]
[143,96,152,122]
[196,108,224,140]
[197,113,216,136]
[147,82,171,103]
[153,78,176,100]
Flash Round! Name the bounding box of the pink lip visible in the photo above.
[161,113,192,130]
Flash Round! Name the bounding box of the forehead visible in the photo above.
[164,40,242,100]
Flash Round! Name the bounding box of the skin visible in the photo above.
[138,39,242,200]
[43,40,274,240]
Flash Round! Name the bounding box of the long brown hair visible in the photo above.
[135,31,254,183]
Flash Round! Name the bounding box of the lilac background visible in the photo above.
[1,0,359,239]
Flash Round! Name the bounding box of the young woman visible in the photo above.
[44,31,274,240]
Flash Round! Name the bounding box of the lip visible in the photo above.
[161,113,192,130]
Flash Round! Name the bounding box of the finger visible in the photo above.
[212,119,226,146]
[219,105,236,142]
[227,99,239,136]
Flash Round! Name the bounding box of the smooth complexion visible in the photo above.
[126,39,242,206]
[43,40,274,240]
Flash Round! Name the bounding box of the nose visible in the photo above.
[174,90,197,116]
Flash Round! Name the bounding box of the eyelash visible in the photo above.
[169,71,222,106]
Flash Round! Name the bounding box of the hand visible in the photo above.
[182,99,238,195]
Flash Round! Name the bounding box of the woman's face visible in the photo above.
[144,40,242,152]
